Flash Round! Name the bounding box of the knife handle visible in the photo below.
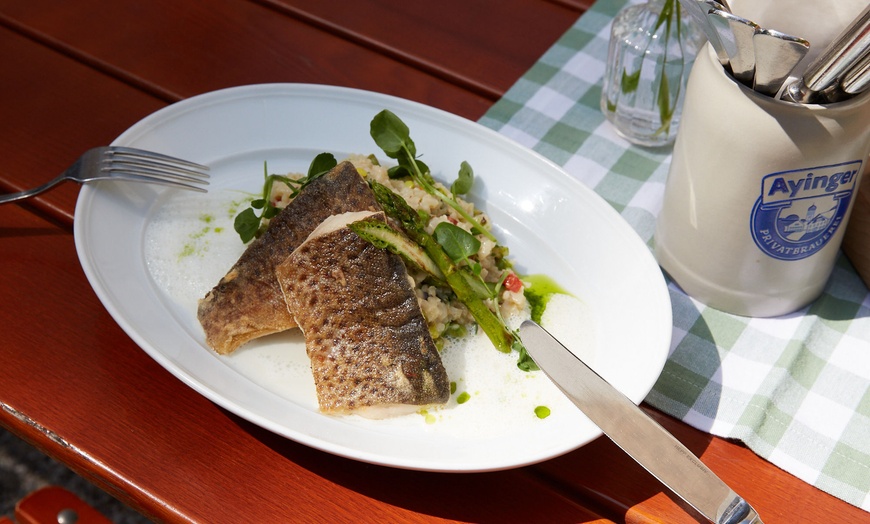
[783,5,870,103]
[842,51,870,95]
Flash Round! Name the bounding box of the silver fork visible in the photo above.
[0,146,210,204]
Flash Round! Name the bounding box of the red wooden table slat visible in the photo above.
[261,0,582,99]
[0,27,169,224]
[0,0,496,224]
[0,0,493,115]
[553,0,597,11]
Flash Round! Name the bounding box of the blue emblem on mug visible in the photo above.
[750,160,862,261]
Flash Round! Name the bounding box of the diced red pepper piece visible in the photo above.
[503,273,522,293]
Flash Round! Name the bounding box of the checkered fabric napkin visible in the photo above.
[479,0,870,511]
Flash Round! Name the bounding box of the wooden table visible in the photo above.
[0,1,864,522]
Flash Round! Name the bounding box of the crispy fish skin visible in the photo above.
[197,161,380,354]
[277,212,450,417]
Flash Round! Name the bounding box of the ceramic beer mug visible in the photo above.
[654,44,870,317]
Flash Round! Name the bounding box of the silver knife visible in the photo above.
[519,320,763,524]
[752,28,810,97]
[678,0,730,67]
[706,8,759,87]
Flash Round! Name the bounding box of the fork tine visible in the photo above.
[106,165,212,185]
[107,146,210,171]
[104,172,209,192]
[102,145,210,192]
[107,159,210,181]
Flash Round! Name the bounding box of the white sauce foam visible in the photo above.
[144,191,247,311]
[144,189,597,439]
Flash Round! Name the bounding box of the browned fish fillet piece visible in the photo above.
[276,210,450,418]
[198,161,380,354]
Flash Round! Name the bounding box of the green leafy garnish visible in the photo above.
[516,346,538,372]
[434,222,480,268]
[433,221,495,299]
[307,152,339,180]
[451,161,474,195]
[233,153,337,243]
[370,110,496,241]
[233,207,261,244]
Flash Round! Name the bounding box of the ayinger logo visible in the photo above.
[750,160,862,261]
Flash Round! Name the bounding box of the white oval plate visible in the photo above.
[74,84,671,472]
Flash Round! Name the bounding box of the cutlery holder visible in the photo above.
[654,44,870,317]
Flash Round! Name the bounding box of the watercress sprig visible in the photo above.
[433,222,494,300]
[434,222,481,275]
[369,110,497,242]
[233,153,337,243]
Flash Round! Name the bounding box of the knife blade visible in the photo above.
[752,28,810,97]
[519,320,763,524]
[678,0,730,67]
[706,8,759,87]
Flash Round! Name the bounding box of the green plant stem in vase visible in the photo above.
[601,0,704,147]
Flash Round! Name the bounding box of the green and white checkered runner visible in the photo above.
[480,0,870,511]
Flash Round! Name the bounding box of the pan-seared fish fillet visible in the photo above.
[276,210,450,418]
[198,161,380,354]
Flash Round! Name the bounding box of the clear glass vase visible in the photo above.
[600,0,704,147]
